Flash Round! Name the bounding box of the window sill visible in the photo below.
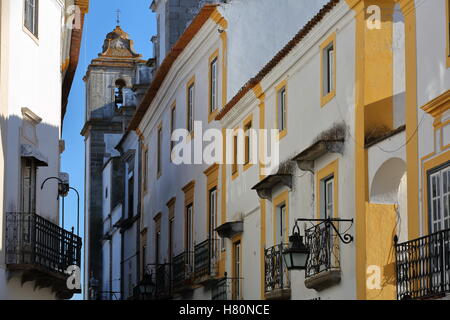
[208,109,219,123]
[277,129,287,141]
[243,162,253,172]
[321,90,336,107]
[22,26,39,45]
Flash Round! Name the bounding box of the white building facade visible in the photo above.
[128,0,450,301]
[0,0,88,299]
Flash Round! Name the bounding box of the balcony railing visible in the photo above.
[395,229,450,300]
[211,275,243,300]
[264,243,290,299]
[6,211,82,275]
[194,238,221,280]
[303,221,341,290]
[172,251,194,292]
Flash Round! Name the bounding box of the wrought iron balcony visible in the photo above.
[304,220,341,290]
[194,238,221,282]
[5,211,82,299]
[395,229,450,300]
[172,251,194,293]
[211,274,243,300]
[264,243,291,299]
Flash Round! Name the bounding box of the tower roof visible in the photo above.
[99,26,142,58]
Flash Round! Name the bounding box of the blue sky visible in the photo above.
[61,0,156,299]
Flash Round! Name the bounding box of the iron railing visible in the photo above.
[211,275,243,300]
[395,229,450,300]
[194,238,221,279]
[304,221,340,279]
[172,251,194,291]
[264,243,290,294]
[5,212,82,275]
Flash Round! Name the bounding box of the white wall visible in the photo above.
[0,0,66,300]
[222,0,330,100]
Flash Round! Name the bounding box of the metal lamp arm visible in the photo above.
[293,218,354,245]
[327,220,354,244]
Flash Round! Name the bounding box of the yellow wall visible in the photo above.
[365,203,397,300]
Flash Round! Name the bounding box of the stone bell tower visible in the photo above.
[81,25,147,299]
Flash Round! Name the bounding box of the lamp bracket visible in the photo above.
[294,218,354,244]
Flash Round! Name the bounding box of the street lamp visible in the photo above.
[137,272,155,300]
[283,218,354,271]
[41,176,81,236]
[282,224,310,271]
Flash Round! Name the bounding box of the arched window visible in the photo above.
[114,79,126,108]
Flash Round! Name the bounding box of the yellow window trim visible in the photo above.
[275,80,288,140]
[167,196,176,220]
[183,181,195,251]
[272,190,289,245]
[422,149,450,236]
[186,76,196,137]
[316,159,339,219]
[243,113,254,172]
[320,33,337,107]
[208,49,220,123]
[204,163,219,235]
[231,235,242,300]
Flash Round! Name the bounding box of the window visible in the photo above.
[277,86,287,135]
[155,214,162,265]
[114,79,126,108]
[24,0,39,38]
[186,204,194,269]
[142,243,147,275]
[183,181,195,270]
[322,176,334,219]
[276,204,287,245]
[157,126,162,177]
[244,120,252,166]
[324,44,334,94]
[273,191,289,245]
[232,240,242,300]
[428,163,450,233]
[209,188,218,239]
[141,229,148,277]
[143,147,148,193]
[209,188,219,266]
[187,79,195,133]
[320,34,336,106]
[167,198,176,263]
[170,104,176,154]
[21,158,37,213]
[210,56,219,114]
[169,218,174,263]
[155,229,161,265]
[232,134,238,176]
[127,171,134,218]
[317,160,338,218]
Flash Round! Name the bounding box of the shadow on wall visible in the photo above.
[0,114,75,300]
